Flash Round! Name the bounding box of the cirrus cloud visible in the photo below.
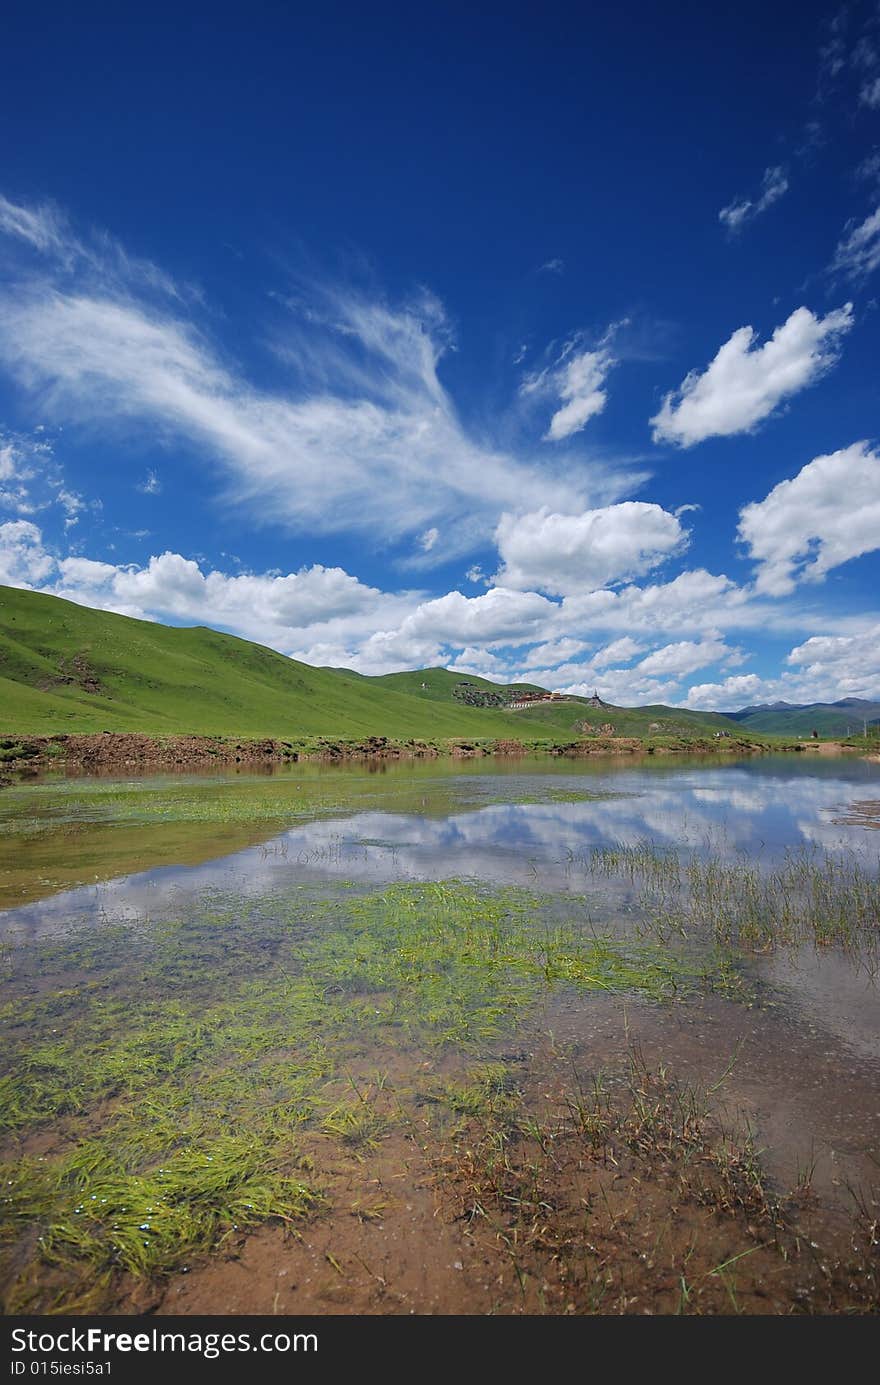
[0,194,643,565]
[718,165,789,234]
[830,205,880,282]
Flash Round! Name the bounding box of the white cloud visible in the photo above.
[861,76,880,107]
[3,517,857,699]
[651,304,853,447]
[0,522,422,670]
[520,328,621,442]
[787,625,880,690]
[494,502,687,595]
[0,196,640,561]
[0,429,89,524]
[857,150,880,185]
[447,647,513,681]
[557,568,760,636]
[0,195,67,257]
[738,441,880,595]
[57,488,85,529]
[635,637,739,678]
[518,637,592,671]
[544,348,615,441]
[684,673,765,710]
[537,637,740,708]
[0,519,56,586]
[137,469,162,495]
[418,527,439,552]
[592,636,644,666]
[556,669,683,706]
[538,258,564,274]
[830,205,880,281]
[719,166,789,234]
[0,289,589,555]
[58,550,400,632]
[399,586,558,647]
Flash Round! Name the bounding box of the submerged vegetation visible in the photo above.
[433,1044,880,1314]
[0,880,745,1311]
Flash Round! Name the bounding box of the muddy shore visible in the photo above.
[0,730,780,777]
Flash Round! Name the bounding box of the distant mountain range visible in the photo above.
[724,698,880,737]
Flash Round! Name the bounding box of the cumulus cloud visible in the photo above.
[683,673,765,710]
[398,587,558,647]
[517,637,592,671]
[521,635,739,707]
[494,503,687,596]
[738,441,880,595]
[787,625,880,688]
[54,550,395,632]
[718,166,789,234]
[591,636,644,667]
[830,205,880,282]
[557,568,764,638]
[650,304,853,447]
[0,519,56,586]
[635,637,740,678]
[2,513,842,699]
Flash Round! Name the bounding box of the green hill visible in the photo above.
[0,584,741,741]
[726,699,880,737]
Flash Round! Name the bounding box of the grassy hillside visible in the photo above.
[369,667,543,700]
[0,586,508,738]
[498,697,741,738]
[0,584,740,741]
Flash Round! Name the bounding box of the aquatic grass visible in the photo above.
[441,1063,522,1123]
[320,1102,390,1151]
[428,1048,868,1314]
[0,879,749,1309]
[1,1133,321,1282]
[587,841,880,951]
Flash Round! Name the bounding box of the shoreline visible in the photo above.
[0,728,811,778]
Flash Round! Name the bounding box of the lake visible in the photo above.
[1,753,878,1314]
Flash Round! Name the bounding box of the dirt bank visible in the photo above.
[0,730,771,777]
[0,730,774,779]
[0,732,441,774]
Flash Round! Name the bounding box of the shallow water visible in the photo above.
[1,751,879,1312]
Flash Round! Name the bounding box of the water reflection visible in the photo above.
[2,757,879,940]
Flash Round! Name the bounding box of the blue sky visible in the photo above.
[1,0,879,709]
